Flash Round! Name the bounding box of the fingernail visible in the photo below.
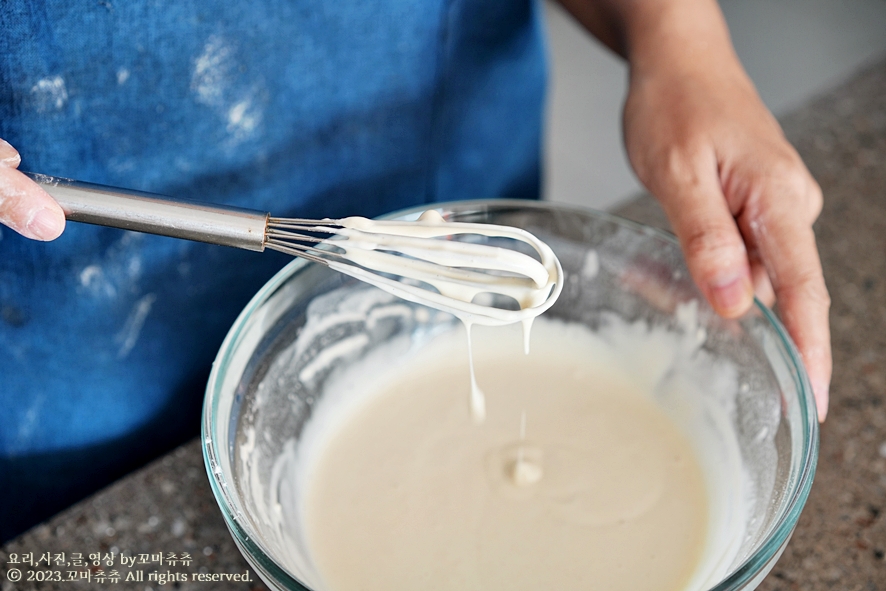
[812,379,829,422]
[26,207,65,241]
[0,138,20,167]
[709,274,753,316]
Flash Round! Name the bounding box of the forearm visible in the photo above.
[556,0,742,79]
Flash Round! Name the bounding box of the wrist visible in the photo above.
[619,0,745,84]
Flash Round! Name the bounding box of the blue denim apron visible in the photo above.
[0,0,546,540]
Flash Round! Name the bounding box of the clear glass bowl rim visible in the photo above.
[202,198,819,591]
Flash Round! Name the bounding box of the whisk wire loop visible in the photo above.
[263,215,562,325]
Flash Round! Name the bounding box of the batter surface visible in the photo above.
[302,319,708,591]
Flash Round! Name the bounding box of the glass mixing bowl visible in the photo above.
[203,200,818,591]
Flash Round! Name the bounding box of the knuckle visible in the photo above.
[750,163,822,229]
[681,224,743,271]
[640,141,710,196]
[759,157,813,206]
[664,143,707,182]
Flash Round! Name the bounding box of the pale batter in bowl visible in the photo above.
[300,317,710,591]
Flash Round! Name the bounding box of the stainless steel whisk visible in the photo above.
[26,172,563,324]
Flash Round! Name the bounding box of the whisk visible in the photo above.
[27,173,563,325]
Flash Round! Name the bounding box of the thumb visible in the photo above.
[0,160,66,241]
[0,138,22,168]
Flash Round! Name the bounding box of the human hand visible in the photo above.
[620,7,831,420]
[0,138,66,240]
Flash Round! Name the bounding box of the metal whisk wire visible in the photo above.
[264,218,344,266]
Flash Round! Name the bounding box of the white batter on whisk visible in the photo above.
[296,319,713,591]
[327,210,563,422]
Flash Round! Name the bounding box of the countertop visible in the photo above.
[3,60,885,591]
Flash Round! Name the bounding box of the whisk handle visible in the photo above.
[25,172,269,252]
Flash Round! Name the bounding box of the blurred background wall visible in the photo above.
[542,0,886,210]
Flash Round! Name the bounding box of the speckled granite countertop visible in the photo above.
[4,60,885,591]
